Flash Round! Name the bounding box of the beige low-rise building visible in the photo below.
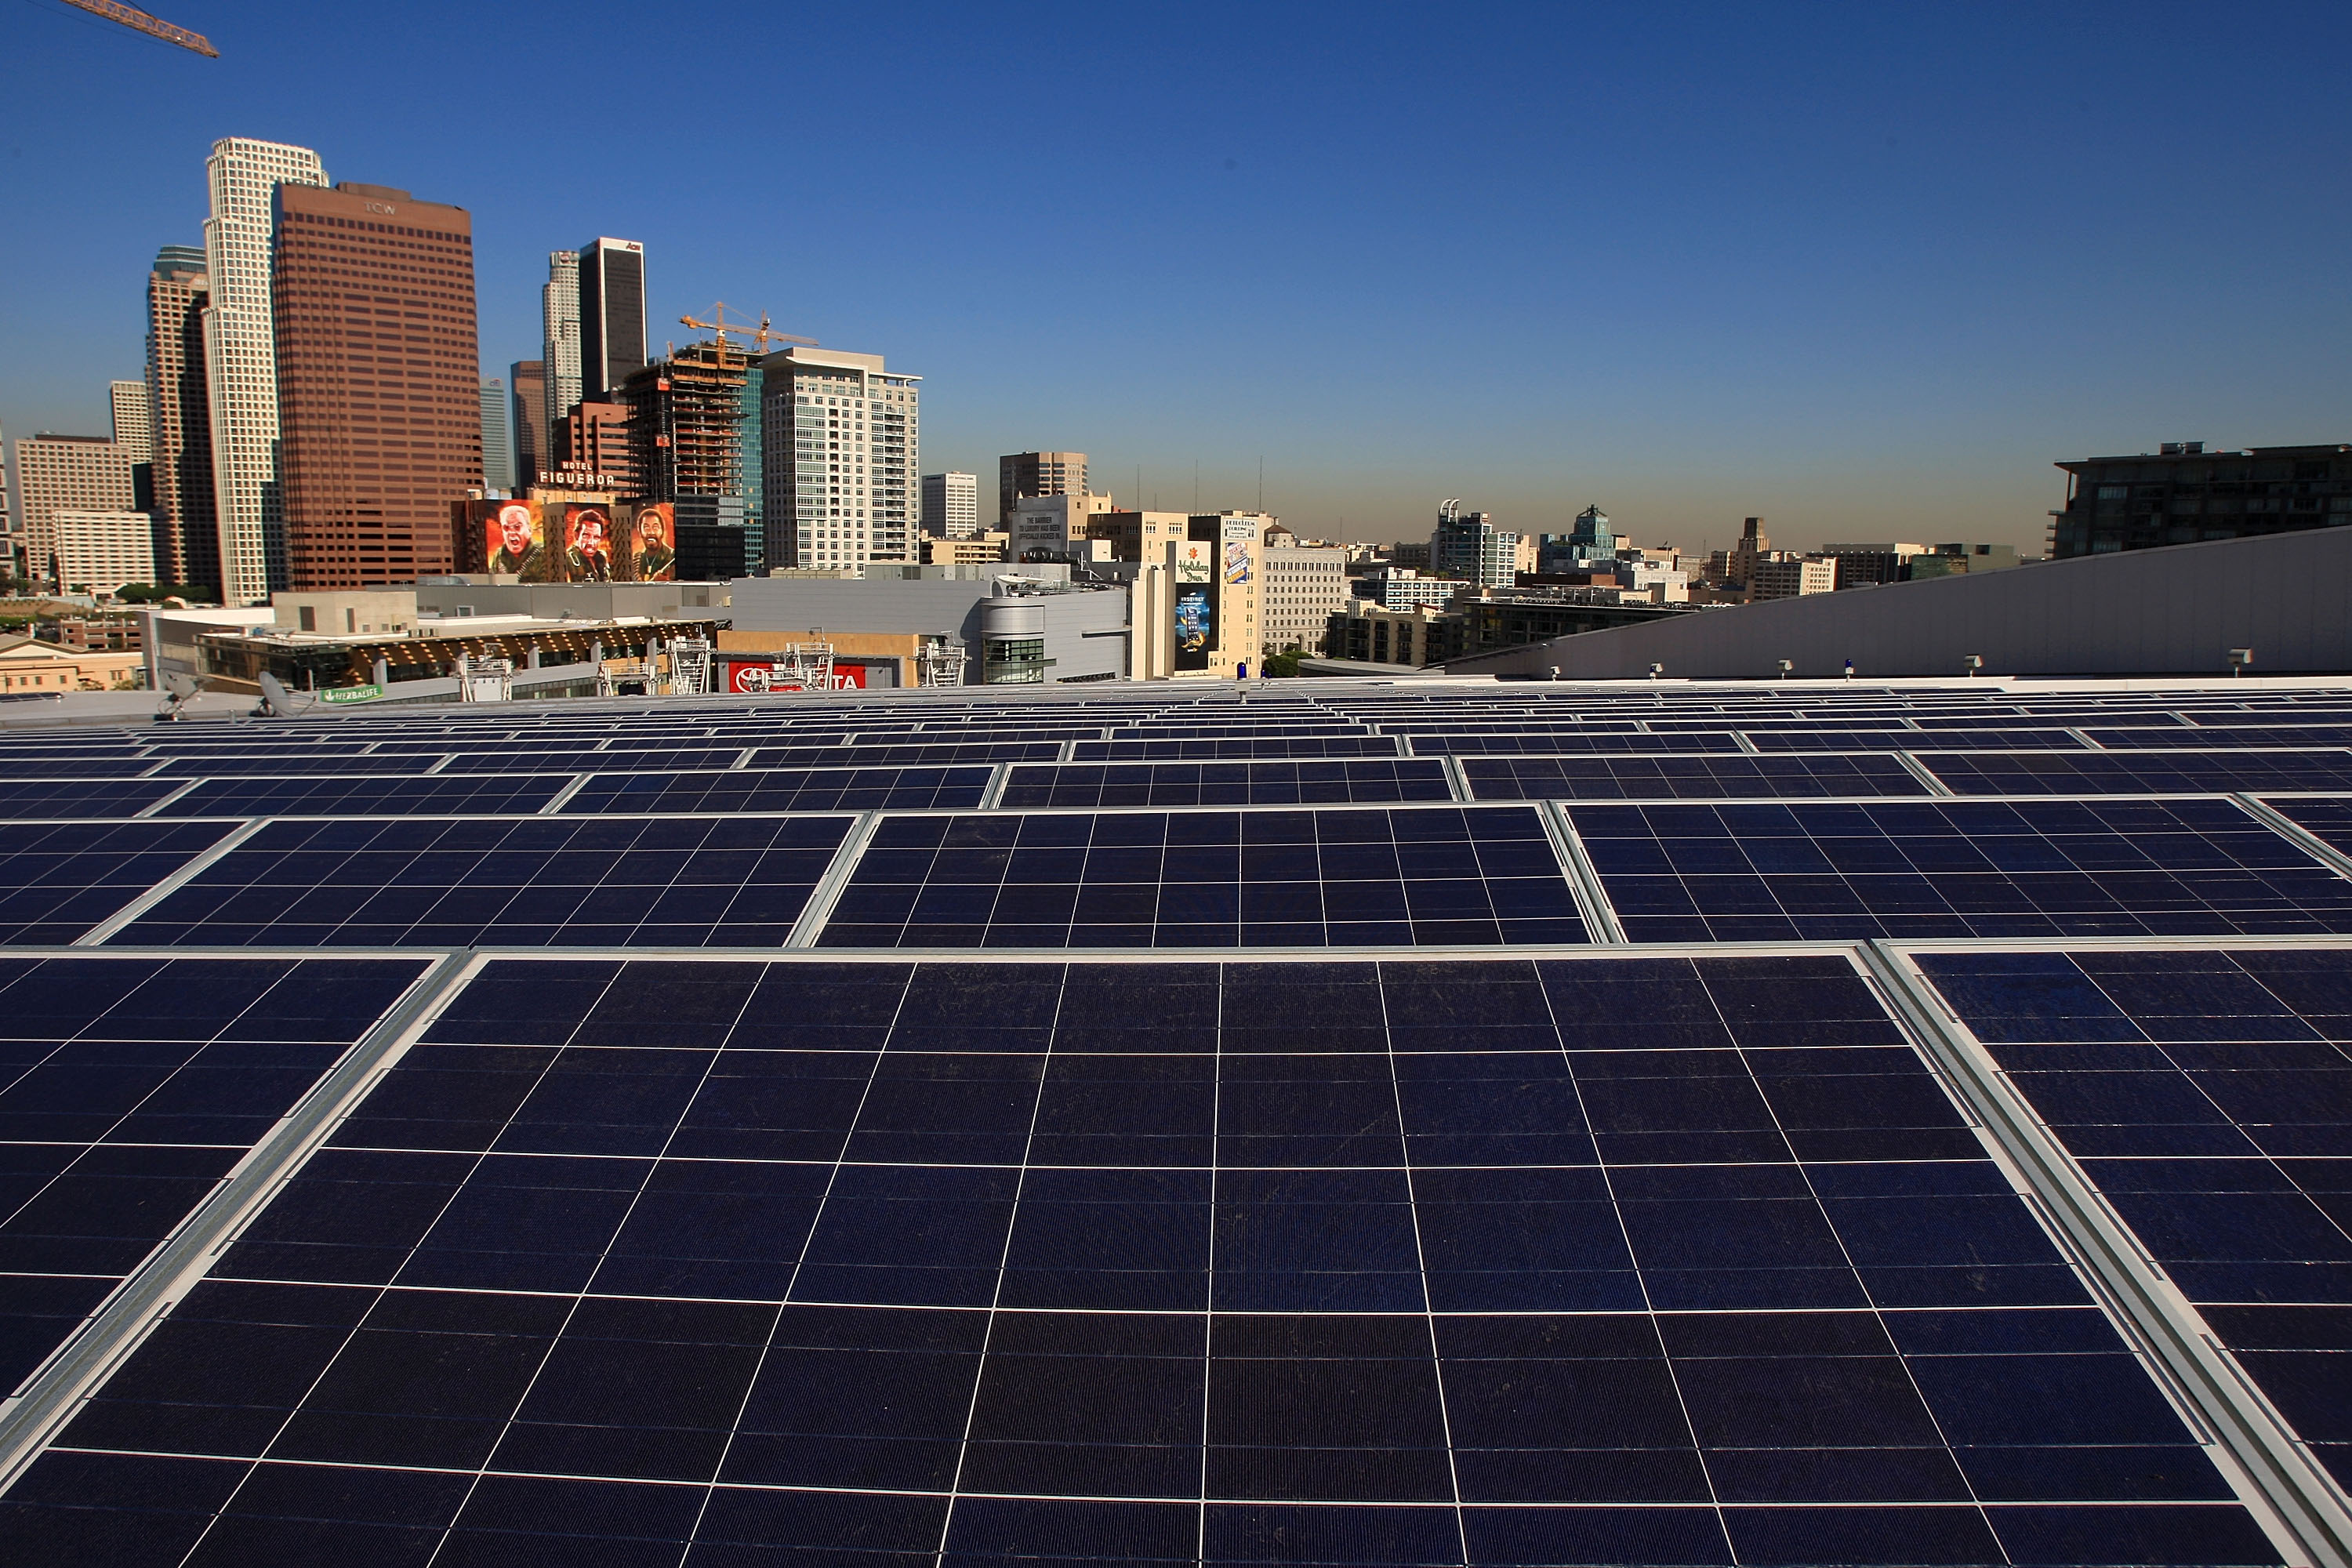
[0,635,143,691]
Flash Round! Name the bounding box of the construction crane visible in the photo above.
[677,303,815,366]
[56,0,218,56]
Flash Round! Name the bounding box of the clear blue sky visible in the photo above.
[3,0,2347,552]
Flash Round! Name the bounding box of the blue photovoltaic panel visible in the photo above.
[1915,947,2352,1494]
[110,816,853,949]
[156,774,575,818]
[440,746,750,774]
[818,807,1587,948]
[1463,753,1928,802]
[748,742,1066,767]
[0,821,238,944]
[2093,725,2352,749]
[0,757,166,780]
[151,754,440,777]
[0,779,186,819]
[1407,732,1748,756]
[1924,750,2352,797]
[1744,728,2089,752]
[1569,797,2352,942]
[560,766,994,815]
[2263,795,2352,857]
[1070,737,1405,760]
[996,760,1454,809]
[0,955,2278,1565]
[0,955,426,1399]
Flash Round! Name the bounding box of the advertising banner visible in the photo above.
[1174,540,1216,671]
[564,505,618,583]
[482,499,549,579]
[630,503,676,582]
[725,659,868,693]
[1224,539,1252,586]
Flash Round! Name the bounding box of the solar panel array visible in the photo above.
[4,677,2352,1565]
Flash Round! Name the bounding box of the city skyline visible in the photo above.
[4,1,2349,553]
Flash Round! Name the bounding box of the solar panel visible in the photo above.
[0,955,426,1399]
[150,754,440,776]
[1463,753,1929,801]
[1923,749,2352,796]
[1407,732,1748,756]
[1744,728,2089,752]
[0,953,2283,1564]
[0,821,240,944]
[816,807,1588,948]
[560,766,995,815]
[154,773,576,818]
[0,779,187,819]
[1070,737,1406,760]
[108,816,854,949]
[748,742,1066,767]
[997,760,1455,809]
[1568,797,2352,942]
[2260,795,2352,858]
[1912,946,2352,1494]
[2092,725,2352,749]
[440,746,750,774]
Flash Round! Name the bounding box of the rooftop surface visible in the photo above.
[0,677,2348,1564]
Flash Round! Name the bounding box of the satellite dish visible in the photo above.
[254,672,291,718]
[164,673,200,699]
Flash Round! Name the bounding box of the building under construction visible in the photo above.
[618,339,750,503]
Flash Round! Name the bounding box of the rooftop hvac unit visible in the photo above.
[668,636,712,697]
[775,641,835,693]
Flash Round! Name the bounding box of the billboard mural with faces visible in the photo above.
[630,503,676,582]
[481,499,550,579]
[564,506,616,583]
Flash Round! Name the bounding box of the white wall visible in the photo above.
[1446,527,2352,680]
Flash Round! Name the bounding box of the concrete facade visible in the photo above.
[727,572,1131,684]
[1445,525,2352,680]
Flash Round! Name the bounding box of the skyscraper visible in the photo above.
[108,382,151,463]
[109,379,153,514]
[146,245,216,593]
[15,435,133,590]
[923,471,980,538]
[998,452,1087,523]
[577,238,646,400]
[271,181,479,588]
[760,346,921,571]
[479,379,512,493]
[204,137,328,604]
[542,251,581,440]
[509,361,546,488]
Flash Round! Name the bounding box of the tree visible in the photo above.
[1262,650,1304,679]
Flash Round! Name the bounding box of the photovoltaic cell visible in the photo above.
[109,816,853,949]
[817,807,1588,948]
[996,760,1455,809]
[1071,737,1406,760]
[560,766,994,815]
[748,742,1067,767]
[1925,750,2352,797]
[0,779,187,819]
[1406,732,1748,756]
[0,954,2279,1565]
[0,955,426,1399]
[0,821,240,944]
[1915,946,2352,1494]
[155,774,575,818]
[1463,753,1928,801]
[1569,797,2352,942]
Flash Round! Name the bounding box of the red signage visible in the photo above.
[726,659,868,693]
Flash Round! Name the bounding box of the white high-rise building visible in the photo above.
[108,382,152,464]
[1259,540,1352,654]
[52,512,157,596]
[543,250,582,445]
[760,347,920,571]
[13,435,133,591]
[203,136,328,604]
[921,471,979,539]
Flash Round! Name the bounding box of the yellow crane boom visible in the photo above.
[56,0,218,56]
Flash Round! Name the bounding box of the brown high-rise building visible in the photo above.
[619,340,749,503]
[998,451,1087,523]
[510,360,546,488]
[561,401,639,493]
[146,245,218,593]
[271,181,480,588]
